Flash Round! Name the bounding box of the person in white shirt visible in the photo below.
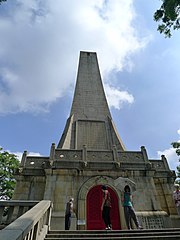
[65,198,74,230]
[173,184,180,216]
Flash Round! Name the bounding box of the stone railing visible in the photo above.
[0,200,52,240]
[0,200,39,227]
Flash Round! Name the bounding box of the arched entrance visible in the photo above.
[87,185,121,230]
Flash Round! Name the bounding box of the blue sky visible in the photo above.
[0,0,180,171]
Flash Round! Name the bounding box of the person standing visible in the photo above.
[122,185,142,230]
[65,198,74,230]
[173,184,180,216]
[101,185,112,230]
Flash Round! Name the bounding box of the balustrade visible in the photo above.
[0,200,52,240]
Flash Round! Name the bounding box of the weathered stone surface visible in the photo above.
[13,51,178,230]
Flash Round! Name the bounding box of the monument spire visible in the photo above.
[70,51,111,121]
[58,51,125,150]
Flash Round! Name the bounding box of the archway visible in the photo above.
[86,185,121,230]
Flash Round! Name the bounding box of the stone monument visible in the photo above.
[13,51,178,230]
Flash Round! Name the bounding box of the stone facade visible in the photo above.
[13,51,178,230]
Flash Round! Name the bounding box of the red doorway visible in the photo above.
[86,185,121,230]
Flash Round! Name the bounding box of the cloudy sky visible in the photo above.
[0,0,180,171]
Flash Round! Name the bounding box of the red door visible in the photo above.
[87,185,121,230]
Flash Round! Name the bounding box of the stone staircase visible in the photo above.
[45,228,180,240]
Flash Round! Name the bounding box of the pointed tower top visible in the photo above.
[58,51,125,151]
[70,51,111,121]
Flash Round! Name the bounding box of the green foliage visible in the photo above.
[0,147,19,200]
[154,0,180,37]
[0,0,7,4]
[172,141,180,156]
[171,141,180,184]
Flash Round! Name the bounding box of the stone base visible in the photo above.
[170,215,180,228]
[50,212,77,230]
[136,211,172,229]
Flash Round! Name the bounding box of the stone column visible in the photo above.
[112,145,120,168]
[50,143,55,165]
[20,150,27,167]
[141,146,152,169]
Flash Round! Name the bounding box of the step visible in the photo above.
[45,231,180,238]
[45,228,180,240]
[45,236,180,240]
[47,228,180,234]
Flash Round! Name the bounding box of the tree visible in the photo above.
[0,0,7,4]
[171,142,180,183]
[0,147,19,200]
[154,0,180,37]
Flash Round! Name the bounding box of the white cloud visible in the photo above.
[12,152,22,161]
[0,0,151,115]
[13,151,42,162]
[0,147,41,162]
[157,148,179,171]
[157,129,180,171]
[105,84,134,109]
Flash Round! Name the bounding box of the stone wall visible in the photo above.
[12,146,178,230]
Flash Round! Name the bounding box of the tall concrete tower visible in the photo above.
[58,51,125,151]
[13,51,177,230]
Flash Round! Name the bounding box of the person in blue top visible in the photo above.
[122,185,142,230]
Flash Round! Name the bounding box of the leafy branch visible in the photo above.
[0,147,19,200]
[154,0,180,37]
